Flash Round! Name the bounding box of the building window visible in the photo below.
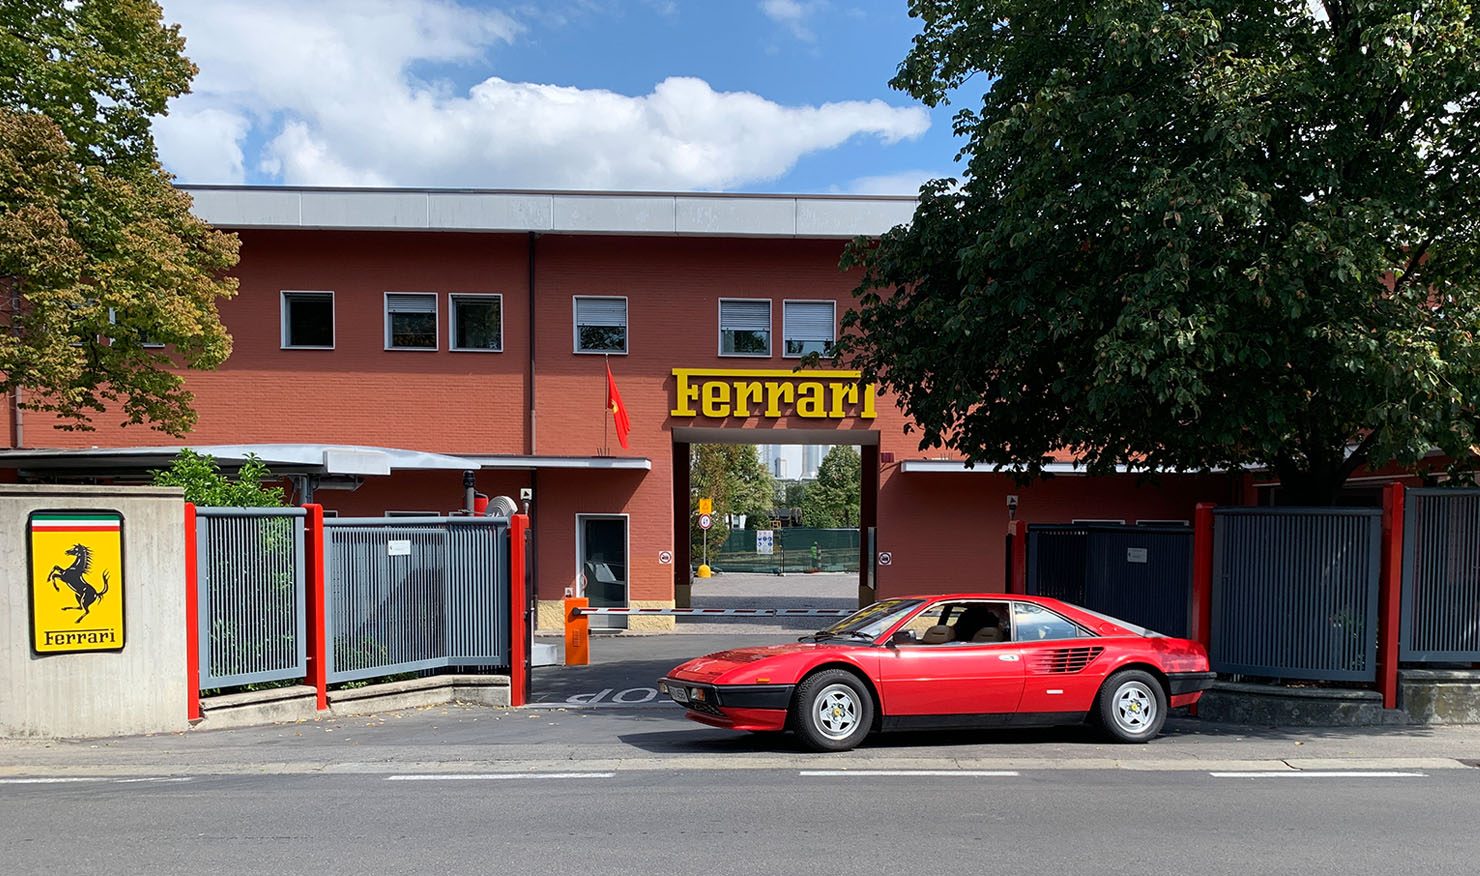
[719,298,771,356]
[451,294,502,352]
[107,309,164,348]
[385,292,438,350]
[574,296,628,354]
[783,300,836,358]
[282,291,334,349]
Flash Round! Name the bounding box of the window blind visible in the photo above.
[720,299,771,331]
[784,301,835,341]
[576,297,627,326]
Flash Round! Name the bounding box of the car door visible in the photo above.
[875,602,1027,719]
[1011,601,1106,716]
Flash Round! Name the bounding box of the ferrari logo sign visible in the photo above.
[28,511,126,654]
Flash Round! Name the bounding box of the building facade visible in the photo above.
[1,186,1241,631]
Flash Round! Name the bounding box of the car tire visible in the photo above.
[1095,669,1167,743]
[792,669,874,752]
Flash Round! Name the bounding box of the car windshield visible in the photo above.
[810,598,924,641]
[1073,605,1167,637]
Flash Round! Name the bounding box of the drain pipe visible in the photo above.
[10,387,21,449]
[526,231,538,456]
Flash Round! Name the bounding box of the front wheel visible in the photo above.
[1095,670,1167,743]
[792,669,874,752]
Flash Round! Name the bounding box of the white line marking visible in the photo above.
[386,772,615,782]
[0,777,102,784]
[800,770,1020,778]
[114,777,194,784]
[1211,771,1426,779]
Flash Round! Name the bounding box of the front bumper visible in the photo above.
[658,678,795,731]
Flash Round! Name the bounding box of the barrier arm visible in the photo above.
[184,502,201,723]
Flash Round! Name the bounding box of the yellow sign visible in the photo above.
[698,497,713,516]
[672,369,878,420]
[29,510,125,653]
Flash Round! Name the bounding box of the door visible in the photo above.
[875,601,1026,720]
[577,515,628,630]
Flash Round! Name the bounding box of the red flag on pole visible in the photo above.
[606,361,631,449]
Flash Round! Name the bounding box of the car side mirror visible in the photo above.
[888,630,914,647]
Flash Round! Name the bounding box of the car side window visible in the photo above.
[897,605,949,642]
[1012,603,1088,641]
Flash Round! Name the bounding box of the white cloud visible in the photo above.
[154,0,929,191]
[845,170,945,195]
[760,0,818,41]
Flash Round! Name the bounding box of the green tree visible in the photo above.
[802,446,860,527]
[152,449,286,507]
[840,1,1480,504]
[689,444,775,556]
[1,1,239,435]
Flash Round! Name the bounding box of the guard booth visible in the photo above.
[1024,523,1193,637]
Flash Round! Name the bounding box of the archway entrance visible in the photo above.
[671,427,879,625]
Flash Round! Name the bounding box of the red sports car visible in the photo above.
[659,594,1213,751]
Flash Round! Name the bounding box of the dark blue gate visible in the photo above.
[1025,524,1193,637]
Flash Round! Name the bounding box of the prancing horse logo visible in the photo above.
[47,543,110,623]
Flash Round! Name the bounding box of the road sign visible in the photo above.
[755,530,774,555]
[698,497,713,515]
[698,513,713,530]
[658,550,673,565]
[877,551,893,567]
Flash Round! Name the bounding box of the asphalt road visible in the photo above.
[2,768,1477,875]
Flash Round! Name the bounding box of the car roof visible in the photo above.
[889,593,1138,634]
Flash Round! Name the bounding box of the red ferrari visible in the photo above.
[659,594,1213,751]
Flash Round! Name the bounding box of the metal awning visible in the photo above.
[0,444,652,477]
[899,460,1139,475]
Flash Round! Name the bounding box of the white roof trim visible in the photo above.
[899,460,1137,475]
[180,185,918,239]
[460,455,652,471]
[0,444,477,473]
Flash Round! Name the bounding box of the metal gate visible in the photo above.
[1211,507,1380,681]
[1025,524,1192,637]
[324,516,510,684]
[195,507,308,689]
[1402,489,1480,662]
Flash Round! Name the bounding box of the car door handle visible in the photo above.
[998,654,1020,662]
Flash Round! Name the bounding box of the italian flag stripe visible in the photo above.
[33,514,121,530]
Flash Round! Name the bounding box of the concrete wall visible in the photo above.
[0,485,187,738]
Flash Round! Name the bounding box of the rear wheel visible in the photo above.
[1095,670,1167,743]
[792,669,873,752]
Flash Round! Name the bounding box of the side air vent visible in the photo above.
[1031,646,1105,674]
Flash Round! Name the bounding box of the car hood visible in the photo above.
[668,643,832,681]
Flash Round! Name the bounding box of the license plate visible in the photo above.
[669,685,689,704]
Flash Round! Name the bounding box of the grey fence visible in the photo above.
[1402,489,1480,662]
[1211,508,1381,682]
[196,507,307,689]
[1026,525,1192,637]
[324,516,510,684]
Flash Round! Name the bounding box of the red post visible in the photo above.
[302,503,328,711]
[1008,519,1027,594]
[1191,503,1216,649]
[1378,483,1405,710]
[184,502,201,723]
[509,513,530,707]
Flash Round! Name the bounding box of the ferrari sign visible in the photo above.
[28,510,126,654]
[671,369,878,420]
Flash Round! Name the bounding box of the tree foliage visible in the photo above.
[841,1,1480,504]
[151,449,286,507]
[0,0,239,435]
[802,446,861,527]
[689,444,775,554]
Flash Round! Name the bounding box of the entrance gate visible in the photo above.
[1025,524,1193,637]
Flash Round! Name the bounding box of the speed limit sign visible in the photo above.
[698,513,713,530]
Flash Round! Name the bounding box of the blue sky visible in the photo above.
[152,0,968,194]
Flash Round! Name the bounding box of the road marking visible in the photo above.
[386,772,615,782]
[113,777,194,784]
[800,770,1020,778]
[0,777,102,784]
[0,776,195,785]
[1211,771,1426,779]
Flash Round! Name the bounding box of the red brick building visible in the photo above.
[2,186,1240,630]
